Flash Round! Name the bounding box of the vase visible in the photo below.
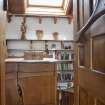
[52,32,59,40]
[36,30,43,40]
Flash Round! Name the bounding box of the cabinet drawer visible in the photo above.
[19,63,55,72]
[6,63,18,73]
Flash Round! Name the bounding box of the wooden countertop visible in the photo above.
[5,58,73,63]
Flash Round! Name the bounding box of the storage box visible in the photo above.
[24,51,44,60]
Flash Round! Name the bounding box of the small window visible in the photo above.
[28,0,63,7]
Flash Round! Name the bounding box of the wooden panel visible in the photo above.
[92,35,105,73]
[79,40,90,68]
[97,100,105,105]
[79,87,95,105]
[87,93,94,105]
[84,40,91,69]
[6,63,17,73]
[6,63,56,105]
[79,87,88,105]
[5,78,18,105]
[19,72,56,105]
[8,0,25,13]
[78,69,105,104]
[19,63,54,72]
[79,45,85,66]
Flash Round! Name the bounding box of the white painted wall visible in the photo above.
[0,0,3,10]
[0,0,4,27]
[6,17,73,40]
[5,14,73,57]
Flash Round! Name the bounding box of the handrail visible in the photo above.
[76,0,105,41]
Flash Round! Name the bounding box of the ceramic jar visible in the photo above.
[36,30,43,40]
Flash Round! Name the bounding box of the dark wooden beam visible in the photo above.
[7,0,25,14]
[7,12,72,18]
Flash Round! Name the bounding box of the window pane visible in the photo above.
[28,0,63,6]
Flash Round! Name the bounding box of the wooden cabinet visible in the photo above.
[6,62,57,105]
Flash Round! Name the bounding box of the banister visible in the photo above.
[76,0,105,41]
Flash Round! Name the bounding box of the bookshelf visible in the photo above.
[6,39,74,58]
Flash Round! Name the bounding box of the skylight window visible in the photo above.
[28,0,63,7]
[26,0,71,16]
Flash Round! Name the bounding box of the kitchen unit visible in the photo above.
[5,58,74,105]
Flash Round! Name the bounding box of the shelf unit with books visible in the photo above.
[6,39,74,80]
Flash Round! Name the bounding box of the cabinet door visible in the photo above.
[19,72,56,105]
[5,63,18,105]
[18,63,56,105]
[6,63,56,105]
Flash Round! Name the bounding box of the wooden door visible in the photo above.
[74,0,105,105]
[18,63,56,105]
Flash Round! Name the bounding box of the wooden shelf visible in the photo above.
[57,80,73,83]
[7,49,74,52]
[6,39,74,42]
[57,70,74,72]
[48,49,74,51]
[6,39,74,62]
[7,13,73,18]
[7,49,45,51]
